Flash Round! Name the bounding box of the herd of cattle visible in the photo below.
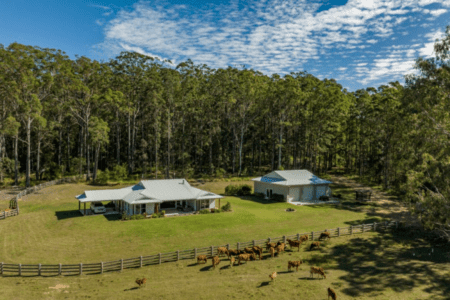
[196,231,337,299]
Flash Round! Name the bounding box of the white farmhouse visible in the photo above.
[252,170,332,203]
[76,179,223,216]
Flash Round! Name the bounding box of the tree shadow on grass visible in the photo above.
[231,195,279,205]
[329,229,450,298]
[55,210,83,220]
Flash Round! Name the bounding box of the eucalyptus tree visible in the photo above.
[89,116,110,181]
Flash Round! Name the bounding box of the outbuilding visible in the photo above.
[252,170,332,203]
[75,179,223,216]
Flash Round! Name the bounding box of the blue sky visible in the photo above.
[1,0,450,91]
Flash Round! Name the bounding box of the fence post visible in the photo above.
[211,246,214,257]
[177,251,179,261]
[194,248,197,258]
[338,227,340,237]
[79,263,82,275]
[237,242,240,250]
[101,262,103,274]
[253,240,256,247]
[311,232,314,240]
[297,233,300,241]
[350,225,353,235]
[227,244,230,250]
[268,238,271,244]
[59,263,62,276]
[38,263,41,276]
[159,253,162,264]
[140,256,143,267]
[19,264,21,276]
[0,262,3,276]
[120,259,123,271]
[283,236,286,244]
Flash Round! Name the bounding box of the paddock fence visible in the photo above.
[1,176,79,221]
[0,220,400,277]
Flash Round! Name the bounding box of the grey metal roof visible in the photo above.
[76,179,223,203]
[252,170,332,186]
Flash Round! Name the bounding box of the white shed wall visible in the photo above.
[289,187,301,201]
[254,181,289,200]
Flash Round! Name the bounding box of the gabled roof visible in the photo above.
[252,170,332,186]
[76,179,223,203]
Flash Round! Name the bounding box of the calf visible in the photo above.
[310,267,326,279]
[266,242,277,251]
[269,247,276,258]
[287,260,303,272]
[230,256,235,267]
[135,278,146,288]
[238,253,256,265]
[309,242,320,251]
[252,246,263,260]
[244,247,255,255]
[300,234,309,243]
[197,255,208,264]
[269,271,277,282]
[328,287,337,300]
[227,249,239,258]
[211,256,221,269]
[276,243,285,255]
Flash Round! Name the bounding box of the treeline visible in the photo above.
[1,25,450,233]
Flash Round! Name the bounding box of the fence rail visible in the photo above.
[0,220,399,277]
[1,176,79,221]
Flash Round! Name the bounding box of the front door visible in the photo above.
[266,189,273,198]
[155,203,159,214]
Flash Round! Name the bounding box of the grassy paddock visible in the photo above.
[2,231,449,299]
[0,180,378,265]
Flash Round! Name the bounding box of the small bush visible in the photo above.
[225,184,253,196]
[112,164,128,181]
[221,201,231,211]
[161,210,166,217]
[319,195,330,201]
[254,192,265,198]
[96,169,110,184]
[272,193,285,202]
[152,213,158,218]
[215,208,221,213]
[121,212,131,220]
[199,209,210,214]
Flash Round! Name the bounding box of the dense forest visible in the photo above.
[0,25,449,233]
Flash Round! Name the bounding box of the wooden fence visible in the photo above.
[0,220,399,277]
[1,176,78,221]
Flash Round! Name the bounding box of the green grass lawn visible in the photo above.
[0,180,382,265]
[2,230,449,300]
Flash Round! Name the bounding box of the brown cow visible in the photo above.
[211,256,221,269]
[266,242,277,251]
[286,239,302,252]
[135,278,146,287]
[319,232,331,241]
[269,271,277,282]
[310,267,326,279]
[300,234,309,242]
[197,255,208,264]
[328,287,337,300]
[269,247,276,258]
[230,256,235,267]
[276,243,285,255]
[217,247,229,257]
[287,260,303,272]
[309,242,320,251]
[238,253,256,265]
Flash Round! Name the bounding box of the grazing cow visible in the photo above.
[252,246,263,260]
[300,234,309,243]
[135,278,146,288]
[276,243,285,256]
[286,239,302,252]
[227,249,239,258]
[266,242,277,251]
[211,256,221,269]
[319,232,331,241]
[230,256,235,267]
[328,287,337,300]
[217,247,229,257]
[287,260,303,272]
[269,271,277,282]
[310,267,326,279]
[238,253,256,265]
[197,255,208,264]
[269,247,276,258]
[309,242,320,251]
[244,247,255,255]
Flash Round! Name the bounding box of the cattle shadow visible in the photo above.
[187,263,200,267]
[257,281,271,288]
[199,265,214,272]
[55,210,83,220]
[220,265,233,270]
[124,287,140,291]
[328,229,450,298]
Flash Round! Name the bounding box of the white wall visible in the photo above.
[289,187,301,201]
[209,199,215,209]
[254,181,289,199]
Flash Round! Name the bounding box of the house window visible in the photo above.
[199,200,209,209]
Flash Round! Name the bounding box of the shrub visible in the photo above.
[112,164,128,181]
[161,210,166,217]
[121,212,131,220]
[254,192,265,198]
[225,185,240,195]
[225,184,253,196]
[221,201,231,212]
[199,209,210,214]
[152,213,158,218]
[215,208,221,213]
[238,184,252,196]
[96,168,110,184]
[215,168,226,177]
[272,193,285,202]
[319,195,330,201]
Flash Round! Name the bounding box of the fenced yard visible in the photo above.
[1,220,398,276]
